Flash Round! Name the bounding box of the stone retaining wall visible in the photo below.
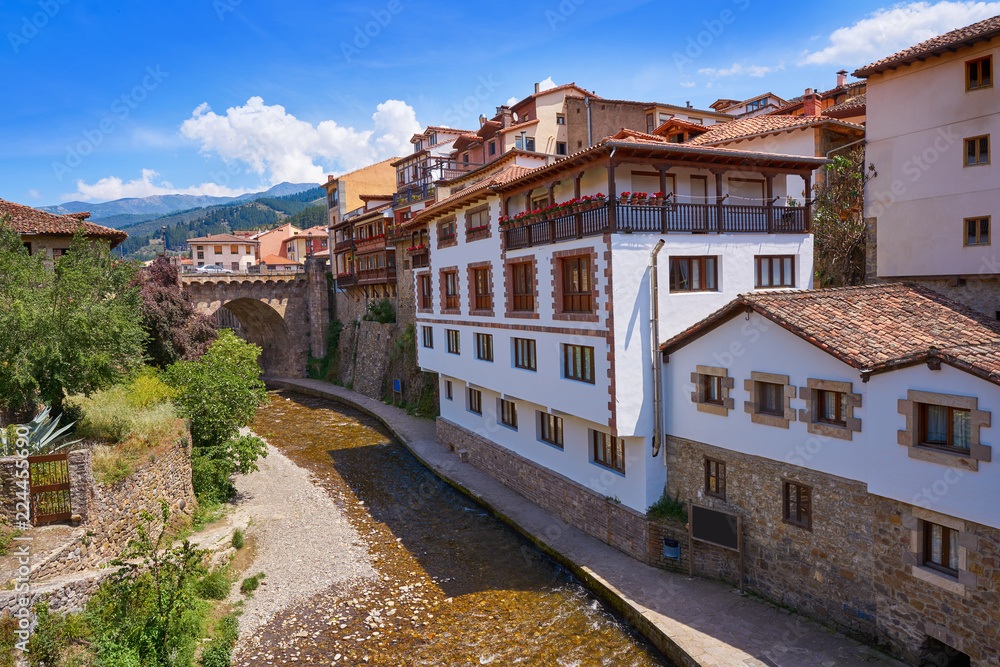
[0,567,116,618]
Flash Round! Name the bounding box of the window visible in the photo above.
[923,521,959,575]
[512,263,534,311]
[422,326,433,349]
[702,375,724,405]
[540,413,563,448]
[967,55,992,91]
[473,268,492,310]
[755,255,795,288]
[439,218,456,241]
[214,246,222,254]
[757,382,784,416]
[468,388,482,414]
[414,140,422,151]
[556,142,567,155]
[445,380,453,400]
[669,256,717,292]
[419,274,432,309]
[564,344,595,383]
[231,245,238,253]
[704,458,726,500]
[817,389,846,426]
[444,272,459,310]
[746,99,764,112]
[475,333,493,362]
[658,112,673,124]
[687,117,703,125]
[489,140,496,156]
[966,216,990,246]
[562,257,592,312]
[197,246,203,251]
[646,114,655,133]
[500,399,517,429]
[783,482,811,529]
[197,251,205,260]
[446,329,460,354]
[231,262,239,271]
[467,207,489,233]
[556,114,566,125]
[515,135,523,150]
[525,137,535,152]
[918,404,971,453]
[593,431,625,473]
[513,338,536,371]
[965,135,989,166]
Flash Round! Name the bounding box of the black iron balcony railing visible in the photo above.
[502,203,809,251]
[394,183,436,207]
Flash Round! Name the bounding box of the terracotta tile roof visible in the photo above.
[260,254,301,265]
[66,211,92,220]
[661,283,1000,385]
[686,115,863,146]
[510,83,600,111]
[186,234,260,244]
[358,194,394,202]
[824,94,867,114]
[287,227,328,240]
[0,198,127,247]
[856,14,1000,77]
[651,118,712,137]
[410,164,537,225]
[500,118,540,133]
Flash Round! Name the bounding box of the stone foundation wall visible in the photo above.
[0,568,116,618]
[0,457,25,525]
[907,277,1000,319]
[352,321,397,400]
[333,291,367,324]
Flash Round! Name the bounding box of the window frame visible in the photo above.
[755,255,795,289]
[669,256,718,292]
[473,267,492,311]
[757,381,784,416]
[539,413,563,448]
[421,325,433,349]
[702,375,724,405]
[419,274,433,310]
[500,398,517,430]
[445,380,453,400]
[592,431,625,473]
[564,344,595,384]
[704,458,726,500]
[964,135,990,167]
[917,403,972,454]
[922,521,960,576]
[475,332,494,362]
[444,271,459,311]
[556,114,566,125]
[513,337,537,371]
[782,481,812,530]
[446,329,460,355]
[562,256,593,313]
[511,262,534,312]
[966,55,993,91]
[556,142,567,155]
[965,216,990,246]
[816,389,846,426]
[468,387,482,415]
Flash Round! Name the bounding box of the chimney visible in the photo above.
[479,114,487,126]
[498,105,513,128]
[802,88,821,116]
[837,70,848,88]
[686,101,692,108]
[534,82,541,94]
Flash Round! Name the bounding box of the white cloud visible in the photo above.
[179,96,422,184]
[506,96,518,105]
[63,169,250,202]
[679,81,696,88]
[28,189,41,199]
[800,1,1000,66]
[537,76,557,91]
[698,62,785,78]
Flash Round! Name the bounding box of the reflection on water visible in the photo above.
[245,391,671,666]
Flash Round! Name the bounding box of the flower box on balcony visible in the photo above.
[406,244,428,255]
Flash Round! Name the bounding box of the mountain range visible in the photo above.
[39,182,320,224]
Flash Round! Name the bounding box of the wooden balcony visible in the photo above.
[354,236,390,255]
[336,273,357,287]
[503,203,809,251]
[394,183,435,207]
[333,239,355,253]
[357,266,397,286]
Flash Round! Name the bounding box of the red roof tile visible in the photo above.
[410,164,537,225]
[260,254,301,265]
[186,234,260,244]
[855,14,1000,77]
[661,283,1000,385]
[0,198,127,248]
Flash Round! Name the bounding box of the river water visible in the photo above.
[244,390,671,666]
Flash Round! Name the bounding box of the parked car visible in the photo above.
[194,264,230,274]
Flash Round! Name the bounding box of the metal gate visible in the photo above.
[28,453,72,525]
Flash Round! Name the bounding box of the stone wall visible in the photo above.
[352,321,397,399]
[0,567,115,618]
[395,245,416,326]
[0,457,25,525]
[908,277,1000,319]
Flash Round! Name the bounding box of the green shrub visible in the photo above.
[127,368,179,409]
[200,639,232,667]
[647,491,688,523]
[195,569,232,600]
[67,382,178,446]
[0,613,17,667]
[0,517,22,557]
[362,299,395,323]
[27,602,90,667]
[240,572,265,595]
[231,528,244,550]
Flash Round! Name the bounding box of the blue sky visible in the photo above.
[1,0,997,205]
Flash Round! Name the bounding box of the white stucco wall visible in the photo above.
[864,38,999,278]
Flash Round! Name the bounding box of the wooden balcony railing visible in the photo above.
[357,266,397,285]
[333,239,355,253]
[336,273,357,287]
[502,203,809,251]
[354,236,389,254]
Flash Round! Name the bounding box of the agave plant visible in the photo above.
[0,406,81,456]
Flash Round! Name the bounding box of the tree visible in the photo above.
[165,330,268,501]
[139,257,217,367]
[0,220,146,423]
[811,146,877,287]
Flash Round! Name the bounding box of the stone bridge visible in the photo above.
[182,258,329,376]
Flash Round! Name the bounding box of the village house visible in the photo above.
[767,70,867,124]
[411,128,824,534]
[252,222,301,261]
[282,225,328,263]
[660,283,1000,665]
[333,195,396,305]
[0,198,126,256]
[186,233,258,270]
[709,93,789,119]
[856,14,1000,316]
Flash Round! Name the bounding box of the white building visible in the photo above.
[413,129,824,526]
[660,283,1000,664]
[856,14,1000,314]
[187,233,258,270]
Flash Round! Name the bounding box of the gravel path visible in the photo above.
[226,440,377,638]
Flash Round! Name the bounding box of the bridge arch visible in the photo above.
[215,298,295,375]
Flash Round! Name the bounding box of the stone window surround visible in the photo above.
[464,204,492,241]
[504,256,539,320]
[467,261,494,317]
[438,265,460,315]
[551,247,600,323]
[690,365,735,417]
[897,390,991,471]
[901,506,978,595]
[798,378,862,441]
[437,216,457,249]
[744,371,796,428]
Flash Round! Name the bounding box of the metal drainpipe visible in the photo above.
[586,95,592,147]
[650,239,665,457]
